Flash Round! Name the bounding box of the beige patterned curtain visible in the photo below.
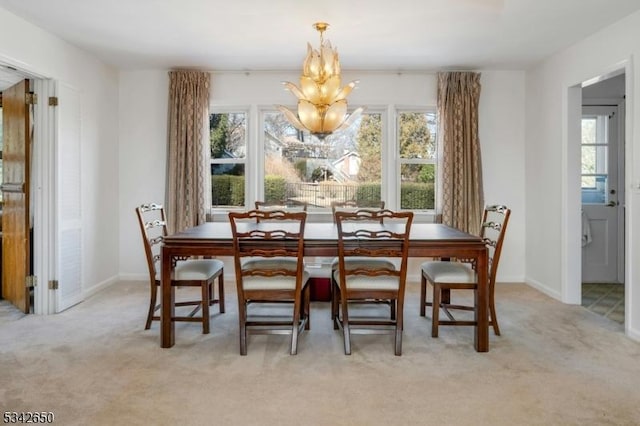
[166,70,211,233]
[437,72,484,235]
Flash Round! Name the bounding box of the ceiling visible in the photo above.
[1,0,639,82]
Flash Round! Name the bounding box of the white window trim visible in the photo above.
[209,103,439,223]
[393,105,438,222]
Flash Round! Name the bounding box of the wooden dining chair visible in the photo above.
[329,201,394,323]
[332,209,413,356]
[420,205,511,337]
[135,203,225,333]
[229,209,311,355]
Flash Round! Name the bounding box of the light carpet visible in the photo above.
[1,281,639,426]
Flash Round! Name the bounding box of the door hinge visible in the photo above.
[48,280,59,290]
[48,96,58,106]
[25,275,38,289]
[26,92,37,105]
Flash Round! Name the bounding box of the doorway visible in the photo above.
[580,72,626,323]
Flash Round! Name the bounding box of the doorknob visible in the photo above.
[606,201,618,207]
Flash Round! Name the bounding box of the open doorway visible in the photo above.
[580,72,626,324]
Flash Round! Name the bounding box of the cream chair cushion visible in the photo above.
[331,256,395,270]
[421,261,476,283]
[156,259,224,281]
[333,270,400,290]
[242,257,298,270]
[242,269,310,291]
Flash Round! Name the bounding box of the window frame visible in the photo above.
[394,106,438,213]
[209,106,250,209]
[210,103,438,222]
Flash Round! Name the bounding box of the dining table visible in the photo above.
[160,221,489,352]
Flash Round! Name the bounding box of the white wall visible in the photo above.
[525,10,640,338]
[0,8,119,297]
[118,70,526,283]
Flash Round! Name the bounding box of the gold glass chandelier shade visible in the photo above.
[277,22,363,139]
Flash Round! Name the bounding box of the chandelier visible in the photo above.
[277,22,364,140]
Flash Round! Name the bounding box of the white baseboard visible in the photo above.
[626,325,640,342]
[83,275,119,299]
[525,277,562,301]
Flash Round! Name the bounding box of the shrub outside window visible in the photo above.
[210,112,247,208]
[262,110,383,209]
[397,111,437,210]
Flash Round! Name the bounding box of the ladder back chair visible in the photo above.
[420,205,511,337]
[229,209,311,355]
[332,209,413,356]
[329,203,396,324]
[135,203,225,333]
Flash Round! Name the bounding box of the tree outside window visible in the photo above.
[262,111,383,209]
[398,111,436,210]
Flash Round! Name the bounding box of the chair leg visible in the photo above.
[395,297,404,356]
[431,283,441,338]
[239,300,248,355]
[201,283,210,334]
[303,284,311,331]
[390,299,396,320]
[218,273,225,313]
[490,298,501,336]
[145,282,157,330]
[331,281,340,330]
[419,273,427,317]
[290,302,300,355]
[341,299,351,355]
[330,273,338,321]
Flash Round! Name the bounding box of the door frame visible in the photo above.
[563,58,632,329]
[1,55,55,314]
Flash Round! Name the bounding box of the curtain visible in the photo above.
[166,70,211,234]
[437,72,484,235]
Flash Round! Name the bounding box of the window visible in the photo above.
[261,110,383,209]
[210,111,247,208]
[397,110,437,210]
[210,105,439,216]
[581,113,608,204]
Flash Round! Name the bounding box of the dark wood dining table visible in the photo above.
[160,222,489,352]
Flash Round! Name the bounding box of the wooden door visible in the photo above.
[1,79,31,313]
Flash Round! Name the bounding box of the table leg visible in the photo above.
[161,247,175,348]
[475,247,489,352]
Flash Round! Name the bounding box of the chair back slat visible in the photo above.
[335,209,413,280]
[479,204,511,287]
[331,200,385,223]
[229,210,307,280]
[135,203,168,281]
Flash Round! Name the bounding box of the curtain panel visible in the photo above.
[166,70,211,233]
[437,72,484,235]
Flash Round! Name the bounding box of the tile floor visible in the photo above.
[582,283,625,324]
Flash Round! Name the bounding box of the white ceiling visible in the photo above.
[1,0,640,77]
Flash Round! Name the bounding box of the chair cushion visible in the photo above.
[332,270,399,290]
[242,257,299,270]
[421,261,476,284]
[330,256,396,270]
[242,270,310,291]
[170,259,224,281]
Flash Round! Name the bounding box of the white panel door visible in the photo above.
[55,82,83,312]
[581,105,621,283]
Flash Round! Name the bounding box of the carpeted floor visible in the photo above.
[1,280,639,425]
